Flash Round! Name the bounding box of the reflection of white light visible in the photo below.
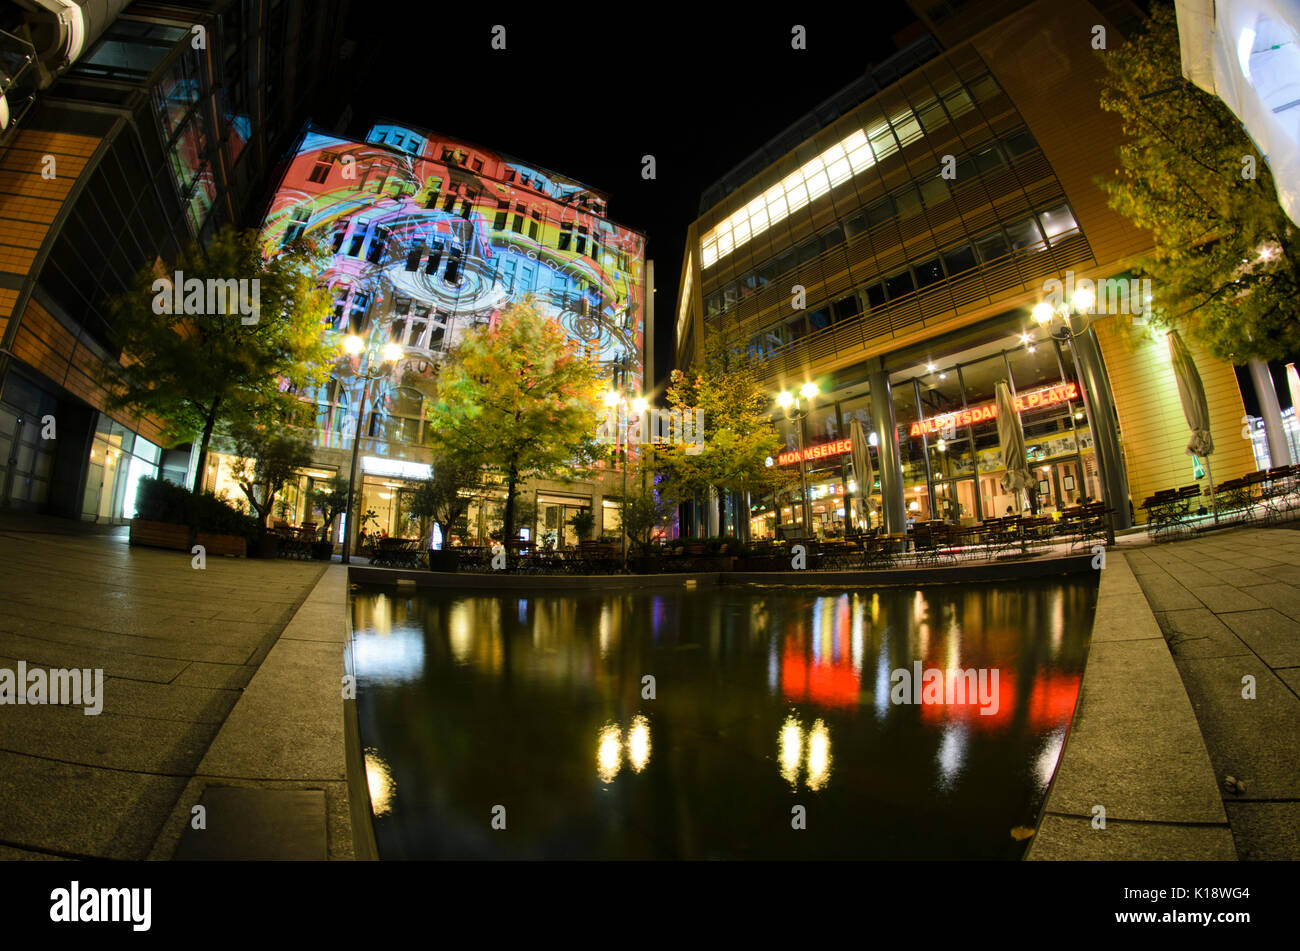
[937,723,968,789]
[868,431,878,447]
[779,715,803,787]
[806,719,831,791]
[364,748,396,817]
[597,723,621,783]
[352,627,427,683]
[1036,730,1067,788]
[627,715,651,772]
[362,456,432,479]
[1237,26,1256,82]
[909,501,920,511]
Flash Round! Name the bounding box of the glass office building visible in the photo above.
[0,0,350,522]
[675,0,1259,539]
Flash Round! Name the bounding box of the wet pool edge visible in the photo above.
[1025,551,1234,860]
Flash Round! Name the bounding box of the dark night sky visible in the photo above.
[332,4,920,392]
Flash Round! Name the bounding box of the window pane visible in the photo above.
[942,245,977,276]
[914,257,943,288]
[1038,203,1079,241]
[1005,217,1046,252]
[975,231,1009,263]
[884,270,915,298]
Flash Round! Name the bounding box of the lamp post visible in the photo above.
[776,382,819,536]
[604,388,647,571]
[340,334,403,564]
[1031,287,1124,539]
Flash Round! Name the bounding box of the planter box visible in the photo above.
[428,549,460,572]
[311,540,335,561]
[130,520,246,558]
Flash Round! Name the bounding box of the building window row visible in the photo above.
[739,201,1080,358]
[700,71,1004,270]
[704,126,1043,323]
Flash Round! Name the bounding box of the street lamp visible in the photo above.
[604,388,647,571]
[776,381,819,536]
[340,334,403,564]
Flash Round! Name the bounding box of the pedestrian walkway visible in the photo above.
[0,520,349,859]
[1125,525,1300,859]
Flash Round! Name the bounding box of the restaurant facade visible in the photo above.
[674,0,1260,539]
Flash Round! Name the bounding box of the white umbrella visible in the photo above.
[996,380,1031,509]
[850,416,874,533]
[1168,328,1218,522]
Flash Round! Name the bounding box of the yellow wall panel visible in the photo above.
[1094,315,1256,522]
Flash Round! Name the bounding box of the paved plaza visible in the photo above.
[0,516,352,860]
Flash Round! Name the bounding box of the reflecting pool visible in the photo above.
[351,578,1097,859]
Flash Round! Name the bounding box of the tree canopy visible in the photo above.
[103,225,335,493]
[424,299,605,543]
[1099,2,1299,361]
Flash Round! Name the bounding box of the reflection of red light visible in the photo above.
[916,670,1081,730]
[781,642,859,707]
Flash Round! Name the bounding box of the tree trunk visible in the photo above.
[191,396,221,496]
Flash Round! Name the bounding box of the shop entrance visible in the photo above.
[539,496,589,549]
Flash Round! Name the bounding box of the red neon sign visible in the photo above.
[777,437,853,467]
[908,382,1078,438]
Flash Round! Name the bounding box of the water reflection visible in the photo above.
[352,578,1097,859]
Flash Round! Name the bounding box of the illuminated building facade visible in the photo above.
[0,0,350,522]
[675,0,1258,538]
[237,122,648,545]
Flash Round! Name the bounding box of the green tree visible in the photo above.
[229,420,315,536]
[1098,2,1299,361]
[103,226,335,494]
[425,300,605,545]
[620,473,676,555]
[312,474,354,544]
[569,507,596,542]
[659,341,787,537]
[405,452,481,548]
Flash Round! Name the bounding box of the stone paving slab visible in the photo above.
[1126,524,1300,860]
[0,525,330,860]
[1029,815,1236,860]
[171,788,327,861]
[1029,552,1229,860]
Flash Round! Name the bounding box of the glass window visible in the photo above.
[942,245,977,277]
[1005,216,1046,252]
[913,257,943,288]
[787,315,809,340]
[833,294,860,323]
[974,145,1004,173]
[885,270,915,299]
[891,109,923,148]
[867,122,898,161]
[975,230,1010,263]
[1038,203,1080,242]
[1003,129,1038,158]
[865,197,894,226]
[917,99,948,134]
[808,309,832,332]
[864,282,886,310]
[844,213,868,239]
[968,74,1000,102]
[894,187,922,220]
[943,86,975,118]
[919,176,949,208]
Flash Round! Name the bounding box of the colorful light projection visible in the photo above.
[260,124,646,448]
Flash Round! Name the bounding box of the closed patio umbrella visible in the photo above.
[1168,328,1218,522]
[850,416,874,532]
[995,380,1031,511]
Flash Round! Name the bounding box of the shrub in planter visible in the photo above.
[311,540,335,561]
[132,476,258,554]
